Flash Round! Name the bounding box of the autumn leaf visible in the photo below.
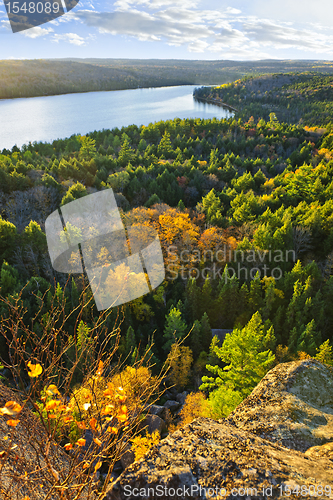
[120,405,127,414]
[118,414,127,423]
[109,427,118,434]
[0,401,22,417]
[101,404,114,415]
[82,389,92,400]
[45,385,60,396]
[83,403,91,411]
[96,360,104,376]
[63,415,74,423]
[89,418,97,431]
[27,362,43,378]
[76,438,86,447]
[45,400,60,412]
[7,419,20,427]
[76,421,86,430]
[94,461,102,472]
[93,438,102,446]
[64,443,73,451]
[103,385,114,398]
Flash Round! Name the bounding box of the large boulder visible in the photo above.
[105,360,333,499]
[141,414,166,435]
[105,418,333,500]
[227,359,333,451]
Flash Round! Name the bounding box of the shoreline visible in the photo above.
[0,83,202,102]
[194,96,238,113]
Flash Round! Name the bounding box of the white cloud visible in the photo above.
[71,0,333,59]
[114,0,198,10]
[225,7,241,14]
[21,26,54,38]
[75,9,214,44]
[52,32,86,44]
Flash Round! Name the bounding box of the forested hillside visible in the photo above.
[1,73,333,494]
[1,58,333,99]
[194,72,333,125]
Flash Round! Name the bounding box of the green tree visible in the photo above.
[78,135,96,160]
[201,189,224,226]
[200,311,275,397]
[107,170,130,192]
[0,261,19,295]
[0,218,17,263]
[315,340,333,366]
[61,182,87,206]
[163,306,187,352]
[189,320,202,359]
[22,221,47,254]
[200,312,212,353]
[157,131,173,158]
[118,138,135,167]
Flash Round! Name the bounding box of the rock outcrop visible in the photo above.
[227,358,333,451]
[106,360,333,499]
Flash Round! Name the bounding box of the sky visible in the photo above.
[1,0,333,60]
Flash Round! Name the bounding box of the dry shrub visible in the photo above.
[0,284,169,500]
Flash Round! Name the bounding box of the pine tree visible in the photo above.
[157,131,173,158]
[163,306,187,352]
[248,272,264,316]
[189,320,202,359]
[315,340,333,366]
[200,311,275,397]
[184,278,201,323]
[125,326,136,358]
[216,273,240,328]
[200,312,212,353]
[199,277,214,320]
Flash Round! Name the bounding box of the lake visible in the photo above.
[0,85,233,151]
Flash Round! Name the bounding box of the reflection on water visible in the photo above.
[0,85,233,150]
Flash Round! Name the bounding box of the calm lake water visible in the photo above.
[0,85,233,150]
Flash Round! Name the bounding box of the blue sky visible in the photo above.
[1,0,333,60]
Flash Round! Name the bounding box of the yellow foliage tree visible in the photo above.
[167,344,193,390]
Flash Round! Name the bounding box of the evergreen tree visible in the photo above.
[125,326,136,358]
[200,311,275,397]
[184,278,201,323]
[315,340,333,366]
[189,320,202,359]
[200,312,212,353]
[163,306,187,352]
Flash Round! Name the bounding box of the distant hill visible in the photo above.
[1,58,333,99]
[194,71,333,125]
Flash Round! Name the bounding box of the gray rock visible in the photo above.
[227,358,333,452]
[105,418,333,500]
[141,414,166,435]
[120,444,135,470]
[148,404,164,417]
[163,400,180,412]
[104,360,333,500]
[176,391,188,406]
